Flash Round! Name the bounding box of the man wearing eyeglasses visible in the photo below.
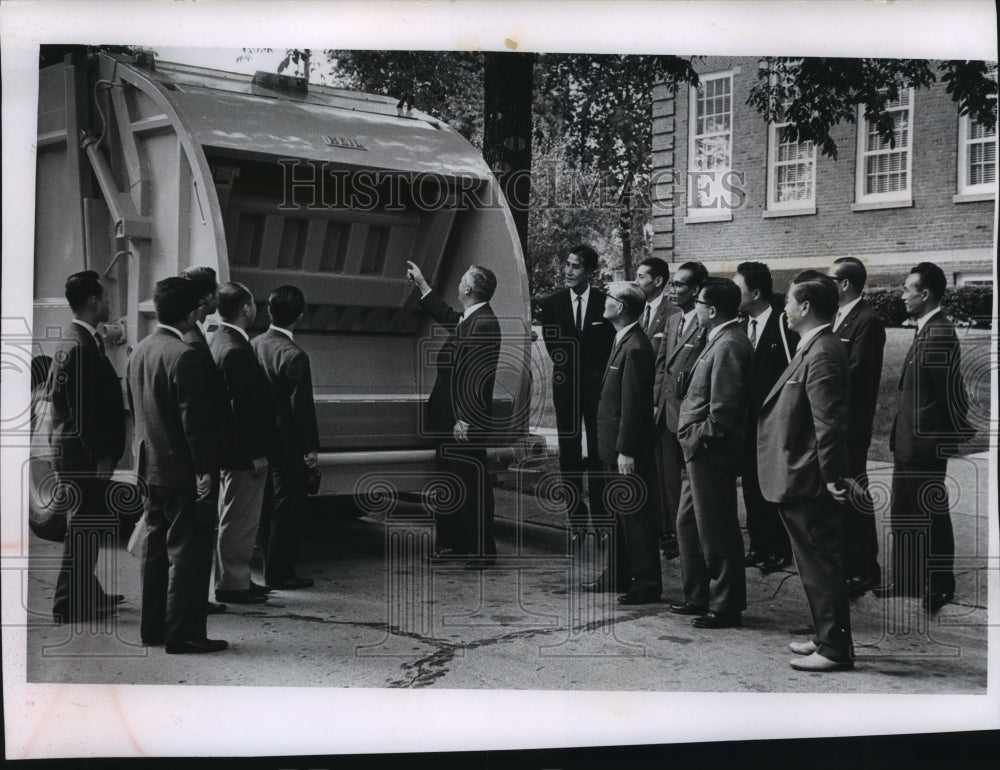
[595,282,662,603]
[652,262,708,561]
[670,278,752,629]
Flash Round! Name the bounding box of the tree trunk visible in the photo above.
[483,52,534,262]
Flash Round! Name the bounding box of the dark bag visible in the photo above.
[28,391,67,542]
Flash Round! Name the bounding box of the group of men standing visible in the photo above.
[47,269,320,654]
[539,247,973,672]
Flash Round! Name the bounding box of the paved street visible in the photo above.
[21,453,989,693]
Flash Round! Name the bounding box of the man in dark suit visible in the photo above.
[758,271,853,672]
[878,262,973,612]
[179,266,233,613]
[210,283,275,605]
[634,257,678,360]
[829,257,886,597]
[652,261,708,559]
[733,262,798,575]
[406,260,501,565]
[594,282,662,603]
[670,278,752,629]
[48,271,126,624]
[539,245,615,523]
[127,277,226,654]
[253,285,320,590]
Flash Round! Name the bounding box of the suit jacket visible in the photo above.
[596,324,655,465]
[743,306,799,415]
[891,312,972,464]
[185,324,236,469]
[210,325,277,469]
[126,328,217,488]
[47,322,126,472]
[757,327,849,503]
[653,311,705,431]
[677,322,753,470]
[834,299,885,450]
[641,297,678,360]
[539,287,615,412]
[252,328,321,462]
[420,292,501,440]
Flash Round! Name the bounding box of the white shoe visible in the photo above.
[789,651,854,672]
[789,639,818,656]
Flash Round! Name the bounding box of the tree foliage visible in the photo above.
[748,58,997,159]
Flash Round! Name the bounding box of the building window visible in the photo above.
[766,119,816,214]
[956,65,997,200]
[854,87,914,208]
[687,71,734,221]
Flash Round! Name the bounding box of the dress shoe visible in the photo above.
[465,557,497,570]
[923,591,954,613]
[789,651,853,672]
[215,588,268,605]
[581,576,618,593]
[206,601,227,614]
[847,576,875,599]
[789,639,819,656]
[668,602,708,616]
[759,554,791,575]
[744,550,765,567]
[659,535,680,560]
[52,605,118,625]
[101,593,126,604]
[248,581,273,596]
[691,610,742,629]
[617,591,660,606]
[165,638,229,655]
[141,635,164,647]
[872,583,902,599]
[267,575,314,590]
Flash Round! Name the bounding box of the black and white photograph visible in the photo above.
[1,0,997,760]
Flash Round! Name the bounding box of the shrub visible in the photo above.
[863,288,908,327]
[862,285,994,328]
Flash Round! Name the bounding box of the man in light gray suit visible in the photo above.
[670,278,752,629]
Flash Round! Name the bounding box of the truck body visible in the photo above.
[33,51,533,499]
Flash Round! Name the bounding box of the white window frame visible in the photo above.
[853,87,914,210]
[686,70,735,223]
[765,119,817,216]
[955,65,997,201]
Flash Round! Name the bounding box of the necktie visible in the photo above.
[834,309,843,332]
[749,319,757,349]
[575,295,583,334]
[642,305,651,333]
[677,315,685,342]
[95,334,106,357]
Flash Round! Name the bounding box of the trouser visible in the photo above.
[553,390,605,522]
[889,459,955,597]
[435,443,496,556]
[260,460,307,585]
[52,474,116,621]
[676,457,746,613]
[779,496,854,662]
[602,462,662,596]
[842,442,881,585]
[742,443,792,560]
[141,484,214,644]
[653,425,682,540]
[215,465,268,591]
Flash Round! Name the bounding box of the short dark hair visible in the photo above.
[466,265,497,302]
[735,261,773,300]
[217,282,254,322]
[153,277,200,326]
[267,285,306,327]
[699,277,742,319]
[608,282,647,320]
[832,257,868,292]
[64,270,104,312]
[910,261,947,301]
[179,266,218,300]
[569,244,600,272]
[677,261,709,290]
[790,270,839,322]
[638,257,670,283]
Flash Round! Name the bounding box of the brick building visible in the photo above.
[650,57,996,288]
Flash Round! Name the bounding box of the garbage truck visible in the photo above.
[33,50,534,505]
